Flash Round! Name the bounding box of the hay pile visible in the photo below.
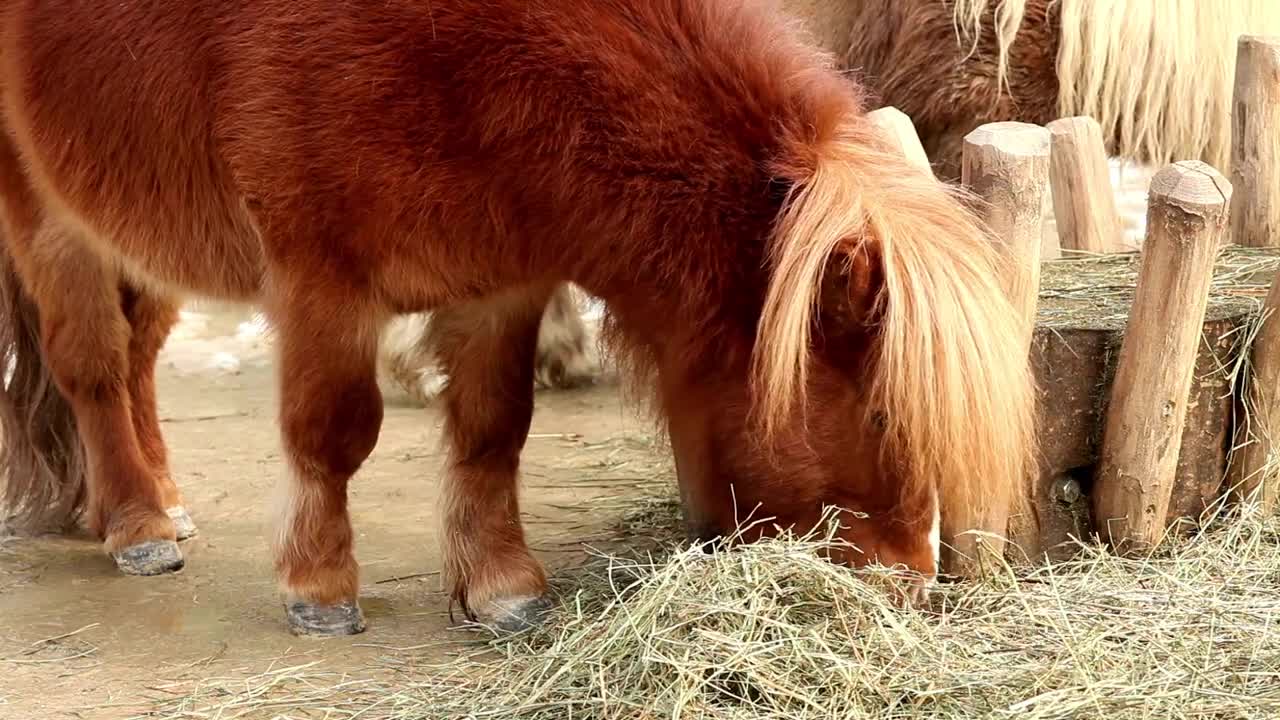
[153,504,1280,720]
[1037,245,1280,331]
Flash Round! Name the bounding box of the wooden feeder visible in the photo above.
[1014,246,1280,562]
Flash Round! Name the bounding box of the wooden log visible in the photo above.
[866,106,933,175]
[1016,248,1274,562]
[1093,161,1232,554]
[1023,319,1243,562]
[1039,188,1062,261]
[1227,269,1280,513]
[1047,116,1123,254]
[944,121,1049,576]
[961,121,1051,337]
[1230,35,1280,248]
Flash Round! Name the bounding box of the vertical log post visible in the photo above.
[1226,36,1280,507]
[866,106,933,175]
[1227,269,1280,514]
[1230,35,1280,248]
[1047,116,1123,254]
[1093,161,1232,553]
[945,121,1050,576]
[1040,188,1062,260]
[962,122,1051,336]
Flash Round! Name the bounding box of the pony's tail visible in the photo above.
[0,237,86,535]
[755,118,1037,553]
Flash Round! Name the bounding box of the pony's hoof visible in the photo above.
[112,540,185,576]
[285,600,366,637]
[167,506,199,541]
[478,594,553,633]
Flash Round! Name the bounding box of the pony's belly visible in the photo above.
[94,207,267,299]
[105,221,266,302]
[10,121,267,300]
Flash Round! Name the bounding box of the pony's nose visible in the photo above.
[905,575,934,609]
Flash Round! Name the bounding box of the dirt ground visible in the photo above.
[0,304,674,719]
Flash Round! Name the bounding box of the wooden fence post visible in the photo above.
[1047,116,1123,253]
[961,121,1051,338]
[1226,36,1280,498]
[1228,269,1280,514]
[944,121,1050,576]
[1230,35,1280,248]
[866,106,933,175]
[1094,161,1232,553]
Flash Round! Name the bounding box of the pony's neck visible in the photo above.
[579,241,764,396]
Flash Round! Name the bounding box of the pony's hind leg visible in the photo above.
[432,288,550,632]
[270,287,383,637]
[120,283,195,539]
[7,224,182,574]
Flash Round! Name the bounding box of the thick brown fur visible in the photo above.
[802,0,1060,179]
[0,0,1035,630]
[786,0,1278,180]
[394,0,1263,400]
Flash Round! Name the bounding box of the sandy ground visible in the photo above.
[0,303,674,719]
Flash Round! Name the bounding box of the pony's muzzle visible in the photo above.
[685,523,723,553]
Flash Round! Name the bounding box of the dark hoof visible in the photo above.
[479,595,553,633]
[285,600,366,637]
[112,540,185,576]
[167,506,199,541]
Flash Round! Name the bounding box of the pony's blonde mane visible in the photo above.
[953,0,1280,169]
[754,118,1037,540]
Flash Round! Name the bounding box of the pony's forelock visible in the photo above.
[754,116,1038,542]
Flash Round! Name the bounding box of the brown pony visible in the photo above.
[789,0,1280,178]
[0,0,1034,635]
[377,283,596,405]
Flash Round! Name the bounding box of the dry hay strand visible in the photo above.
[149,502,1280,720]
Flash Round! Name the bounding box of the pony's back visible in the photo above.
[212,0,863,306]
[0,0,858,306]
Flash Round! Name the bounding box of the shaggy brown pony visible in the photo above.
[792,0,1280,178]
[0,0,1035,636]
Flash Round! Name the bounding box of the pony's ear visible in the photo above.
[818,238,884,341]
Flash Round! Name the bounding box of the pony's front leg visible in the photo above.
[432,289,550,631]
[270,294,383,637]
